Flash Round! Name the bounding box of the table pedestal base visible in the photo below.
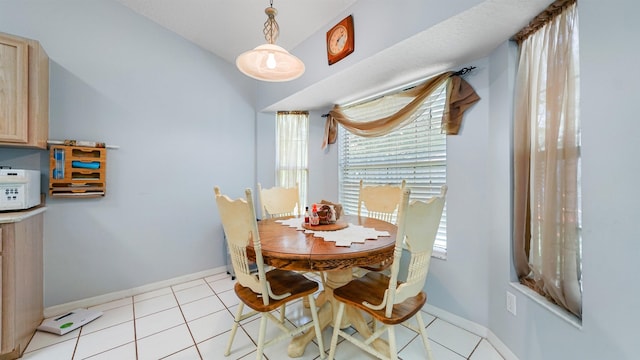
[287,269,389,358]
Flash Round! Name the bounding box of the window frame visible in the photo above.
[337,82,448,255]
[275,111,309,212]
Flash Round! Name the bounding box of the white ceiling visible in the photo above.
[115,0,553,111]
[115,0,359,65]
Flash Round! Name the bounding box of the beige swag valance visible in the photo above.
[322,71,480,149]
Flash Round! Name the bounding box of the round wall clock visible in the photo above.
[326,15,354,65]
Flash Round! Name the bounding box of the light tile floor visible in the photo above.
[22,271,505,360]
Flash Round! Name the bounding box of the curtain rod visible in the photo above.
[277,110,309,115]
[511,0,576,43]
[320,66,476,117]
[450,66,476,77]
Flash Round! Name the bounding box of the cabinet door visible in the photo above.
[0,215,43,358]
[0,255,2,353]
[0,227,3,349]
[0,35,29,144]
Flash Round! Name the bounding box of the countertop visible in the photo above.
[0,206,47,224]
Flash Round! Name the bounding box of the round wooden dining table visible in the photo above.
[250,215,397,358]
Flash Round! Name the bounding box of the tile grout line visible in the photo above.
[70,328,80,360]
[466,338,483,360]
[213,278,263,359]
[173,278,206,359]
[132,295,139,360]
[141,283,200,359]
[75,298,136,360]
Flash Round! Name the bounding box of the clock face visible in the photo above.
[328,25,348,55]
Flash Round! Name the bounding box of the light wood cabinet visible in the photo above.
[0,210,44,359]
[0,32,49,149]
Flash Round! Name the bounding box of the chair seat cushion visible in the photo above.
[333,272,426,325]
[234,269,319,312]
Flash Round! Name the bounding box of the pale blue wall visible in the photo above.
[0,0,256,306]
[483,1,639,359]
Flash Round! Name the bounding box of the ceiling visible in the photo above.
[115,0,553,111]
[115,0,359,66]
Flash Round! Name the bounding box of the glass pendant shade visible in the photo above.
[236,44,305,82]
[236,2,305,82]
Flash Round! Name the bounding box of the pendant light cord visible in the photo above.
[264,1,279,44]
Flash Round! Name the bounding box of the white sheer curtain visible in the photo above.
[513,0,581,317]
[276,111,308,211]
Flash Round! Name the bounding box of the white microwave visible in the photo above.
[0,169,41,211]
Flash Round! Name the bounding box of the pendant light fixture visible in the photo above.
[236,0,305,82]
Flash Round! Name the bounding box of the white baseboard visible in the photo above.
[422,303,488,337]
[486,329,519,360]
[422,303,519,360]
[44,266,227,318]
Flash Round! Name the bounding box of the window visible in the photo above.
[338,82,448,253]
[512,1,581,318]
[276,111,309,211]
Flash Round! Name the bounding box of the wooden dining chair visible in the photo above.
[258,182,325,292]
[357,179,406,224]
[356,179,406,273]
[258,182,300,219]
[214,186,325,360]
[328,185,447,360]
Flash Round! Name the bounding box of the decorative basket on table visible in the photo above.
[317,204,335,225]
[320,200,343,220]
[302,202,347,231]
[303,204,348,230]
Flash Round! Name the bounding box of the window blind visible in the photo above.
[338,82,448,251]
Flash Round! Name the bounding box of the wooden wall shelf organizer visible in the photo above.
[49,145,106,198]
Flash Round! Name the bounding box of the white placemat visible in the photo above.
[275,217,305,230]
[274,218,389,247]
[308,224,390,247]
